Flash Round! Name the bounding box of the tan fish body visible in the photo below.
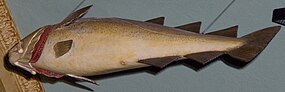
[33,18,245,76]
[7,5,280,84]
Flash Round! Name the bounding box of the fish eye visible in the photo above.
[18,48,23,53]
[16,41,24,53]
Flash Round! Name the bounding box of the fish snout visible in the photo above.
[7,42,24,64]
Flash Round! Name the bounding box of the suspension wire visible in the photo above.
[71,0,86,13]
[202,0,236,34]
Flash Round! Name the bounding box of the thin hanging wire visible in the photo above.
[202,0,236,34]
[71,0,86,13]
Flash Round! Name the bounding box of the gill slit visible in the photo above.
[20,27,45,58]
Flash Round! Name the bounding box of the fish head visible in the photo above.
[7,5,93,75]
[7,27,46,75]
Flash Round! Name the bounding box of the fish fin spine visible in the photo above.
[206,25,238,37]
[145,16,165,25]
[59,5,93,26]
[175,21,202,33]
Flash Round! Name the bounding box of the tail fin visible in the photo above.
[223,26,281,67]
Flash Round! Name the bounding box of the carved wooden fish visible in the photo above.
[7,5,281,85]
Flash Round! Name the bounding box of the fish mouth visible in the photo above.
[14,61,37,75]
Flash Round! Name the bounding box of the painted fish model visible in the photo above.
[7,5,281,85]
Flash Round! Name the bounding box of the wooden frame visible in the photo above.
[0,0,44,92]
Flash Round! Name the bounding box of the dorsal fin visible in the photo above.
[59,5,93,26]
[207,25,238,37]
[145,17,165,25]
[53,40,73,58]
[175,21,201,33]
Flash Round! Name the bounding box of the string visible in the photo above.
[202,0,236,34]
[71,0,86,13]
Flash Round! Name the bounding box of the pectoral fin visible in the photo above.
[53,40,73,58]
[145,17,165,25]
[184,51,224,64]
[138,56,181,68]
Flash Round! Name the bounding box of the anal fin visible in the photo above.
[145,17,165,25]
[138,56,181,68]
[184,51,224,64]
[206,25,238,37]
[175,21,201,33]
